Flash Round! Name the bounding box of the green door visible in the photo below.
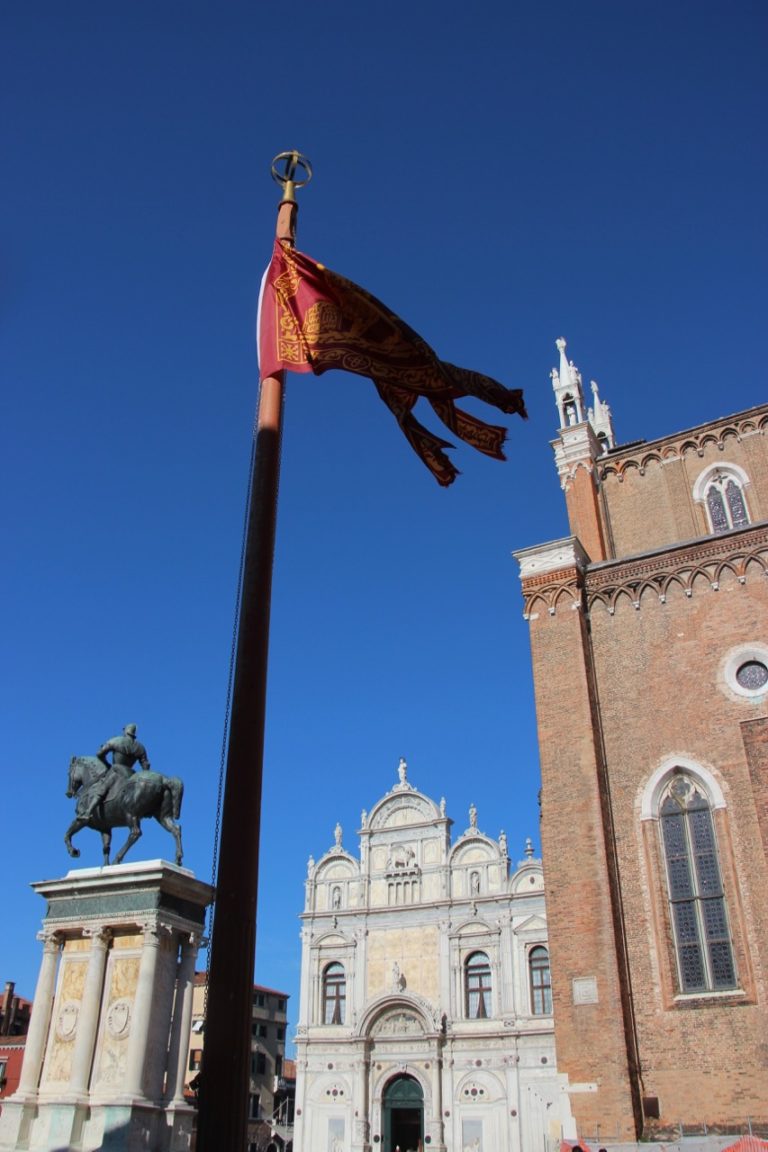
[382,1074,424,1152]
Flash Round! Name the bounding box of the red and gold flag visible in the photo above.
[258,240,526,486]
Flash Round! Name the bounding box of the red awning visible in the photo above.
[720,1138,768,1152]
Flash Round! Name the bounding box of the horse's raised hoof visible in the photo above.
[66,844,80,858]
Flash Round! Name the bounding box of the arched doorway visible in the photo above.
[382,1074,423,1151]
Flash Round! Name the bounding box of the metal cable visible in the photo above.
[202,403,259,1024]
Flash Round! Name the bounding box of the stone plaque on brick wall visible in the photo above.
[572,976,598,1005]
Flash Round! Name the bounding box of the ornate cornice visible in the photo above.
[515,539,588,620]
[518,523,768,619]
[586,523,768,614]
[597,406,768,483]
[552,423,602,489]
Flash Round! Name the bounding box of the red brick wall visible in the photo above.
[596,407,768,560]
[584,563,768,1134]
[521,403,768,1137]
[563,466,607,563]
[527,586,639,1139]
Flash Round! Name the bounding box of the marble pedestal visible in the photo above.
[0,860,213,1152]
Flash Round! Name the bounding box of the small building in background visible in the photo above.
[0,981,32,1102]
[186,973,291,1151]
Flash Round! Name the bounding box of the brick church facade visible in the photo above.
[514,340,768,1140]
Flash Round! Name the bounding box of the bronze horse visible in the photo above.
[65,756,184,866]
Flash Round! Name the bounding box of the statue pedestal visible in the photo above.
[0,860,213,1152]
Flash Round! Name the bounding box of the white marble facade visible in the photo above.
[293,762,575,1152]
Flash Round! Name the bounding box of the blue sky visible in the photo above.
[3,2,766,1042]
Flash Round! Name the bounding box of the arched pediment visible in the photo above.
[314,932,349,949]
[356,991,440,1037]
[513,913,547,935]
[370,1008,426,1037]
[455,918,494,936]
[455,1068,505,1102]
[368,790,441,829]
[449,835,497,864]
[305,1071,352,1102]
[510,865,544,894]
[315,850,359,879]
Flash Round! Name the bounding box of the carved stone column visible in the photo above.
[16,930,61,1098]
[427,1048,446,1151]
[165,932,201,1105]
[68,926,112,1099]
[352,1048,370,1151]
[121,922,164,1099]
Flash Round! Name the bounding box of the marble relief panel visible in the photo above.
[422,838,442,864]
[42,955,88,1085]
[92,945,141,1090]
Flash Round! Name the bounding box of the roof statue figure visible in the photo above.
[64,723,184,866]
[469,802,478,831]
[393,756,416,792]
[334,822,343,848]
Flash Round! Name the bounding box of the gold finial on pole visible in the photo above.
[270,150,312,203]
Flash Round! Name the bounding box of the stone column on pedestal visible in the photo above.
[16,930,62,1098]
[68,926,112,1100]
[164,932,200,1105]
[121,922,165,1101]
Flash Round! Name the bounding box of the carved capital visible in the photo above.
[37,928,64,952]
[83,925,113,948]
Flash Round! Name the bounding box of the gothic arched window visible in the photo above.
[465,951,492,1019]
[703,472,750,534]
[322,962,346,1024]
[529,946,552,1015]
[659,775,736,994]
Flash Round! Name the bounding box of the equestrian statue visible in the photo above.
[65,723,184,866]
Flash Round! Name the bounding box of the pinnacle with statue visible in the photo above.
[64,723,184,866]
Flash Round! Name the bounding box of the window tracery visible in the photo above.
[699,469,750,533]
[659,774,736,994]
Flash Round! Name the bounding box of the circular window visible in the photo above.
[722,644,768,700]
[736,661,768,691]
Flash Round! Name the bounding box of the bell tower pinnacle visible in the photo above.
[550,338,612,562]
[552,337,586,428]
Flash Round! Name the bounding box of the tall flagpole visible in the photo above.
[196,152,311,1152]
